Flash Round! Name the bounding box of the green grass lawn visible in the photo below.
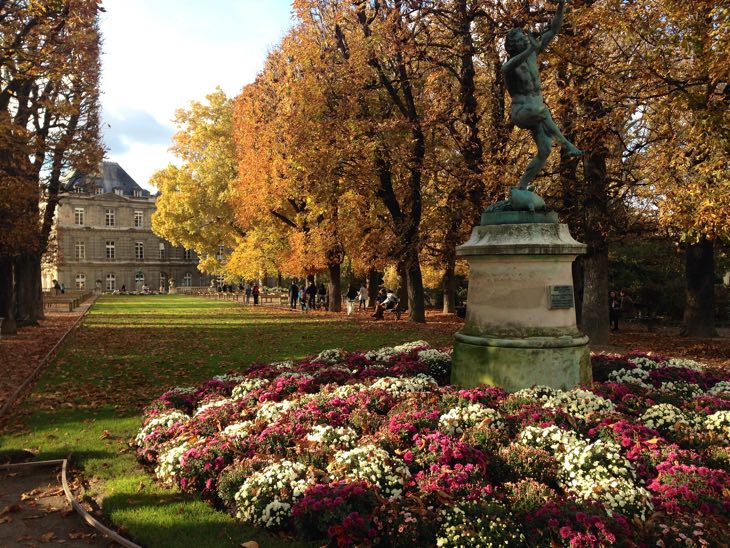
[0,295,455,547]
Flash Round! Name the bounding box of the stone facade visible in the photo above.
[43,162,207,292]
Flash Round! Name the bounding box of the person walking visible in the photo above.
[317,283,327,309]
[53,279,61,296]
[245,283,252,305]
[252,283,260,306]
[609,290,621,332]
[358,284,368,311]
[307,281,317,310]
[289,281,299,310]
[299,286,308,312]
[345,285,358,316]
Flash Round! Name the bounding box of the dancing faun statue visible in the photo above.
[487,0,581,217]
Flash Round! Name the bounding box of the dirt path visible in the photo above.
[0,302,94,416]
[0,466,113,547]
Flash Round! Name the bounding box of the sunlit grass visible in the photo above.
[0,295,454,547]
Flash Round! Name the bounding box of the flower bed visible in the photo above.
[136,344,730,546]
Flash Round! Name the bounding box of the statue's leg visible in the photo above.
[543,111,582,156]
[518,125,552,190]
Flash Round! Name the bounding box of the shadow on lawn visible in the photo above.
[102,490,319,548]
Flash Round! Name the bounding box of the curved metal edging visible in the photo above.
[455,331,589,349]
[0,459,143,548]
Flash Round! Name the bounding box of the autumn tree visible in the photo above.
[151,88,245,280]
[0,0,103,334]
[625,1,729,336]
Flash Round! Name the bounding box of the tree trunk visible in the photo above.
[442,254,456,314]
[328,262,342,313]
[682,238,717,337]
[405,248,426,323]
[572,257,585,329]
[581,248,609,345]
[15,253,43,325]
[0,258,17,335]
[367,268,379,308]
[397,262,408,308]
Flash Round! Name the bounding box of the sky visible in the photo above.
[99,0,294,191]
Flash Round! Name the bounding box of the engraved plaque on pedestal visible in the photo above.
[548,285,574,309]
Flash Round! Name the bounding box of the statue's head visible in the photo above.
[506,28,529,56]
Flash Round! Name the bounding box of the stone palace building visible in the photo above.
[43,161,207,292]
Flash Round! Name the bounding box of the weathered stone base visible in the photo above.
[452,332,591,392]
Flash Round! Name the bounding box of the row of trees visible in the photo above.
[0,0,103,335]
[152,0,728,340]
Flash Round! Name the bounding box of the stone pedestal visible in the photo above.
[452,222,591,391]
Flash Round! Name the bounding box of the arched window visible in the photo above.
[183,273,192,287]
[106,273,116,291]
[135,272,144,287]
[75,274,86,289]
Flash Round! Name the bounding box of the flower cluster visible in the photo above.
[234,460,313,528]
[136,343,730,545]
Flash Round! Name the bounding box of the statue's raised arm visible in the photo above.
[537,0,566,52]
[502,0,581,197]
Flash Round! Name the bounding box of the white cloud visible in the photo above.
[99,0,293,190]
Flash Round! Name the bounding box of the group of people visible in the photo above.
[608,289,633,332]
[213,281,261,305]
[286,281,398,318]
[289,281,328,312]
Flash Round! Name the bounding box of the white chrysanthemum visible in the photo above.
[707,381,730,396]
[234,460,313,528]
[135,411,189,447]
[439,404,502,436]
[656,381,703,400]
[364,347,398,364]
[370,374,438,398]
[664,357,705,371]
[222,421,254,439]
[306,424,358,450]
[517,425,584,454]
[193,398,232,416]
[417,349,451,378]
[231,378,270,400]
[513,385,559,402]
[256,400,296,424]
[704,410,730,440]
[608,367,651,388]
[436,504,526,547]
[326,383,367,399]
[640,403,689,432]
[312,348,344,365]
[329,444,410,499]
[628,356,660,370]
[544,389,615,419]
[270,360,295,370]
[155,440,190,484]
[393,340,430,353]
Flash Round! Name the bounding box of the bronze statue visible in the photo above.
[503,0,581,191]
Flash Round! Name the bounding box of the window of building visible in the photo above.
[183,272,192,287]
[75,273,86,289]
[134,210,143,228]
[184,249,192,260]
[217,245,224,260]
[105,208,115,227]
[135,272,144,287]
[95,187,103,195]
[114,188,124,196]
[74,241,85,260]
[160,272,167,289]
[133,189,142,197]
[106,241,115,260]
[74,186,84,193]
[74,208,85,226]
[135,241,144,260]
[159,242,165,259]
[106,273,116,291]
